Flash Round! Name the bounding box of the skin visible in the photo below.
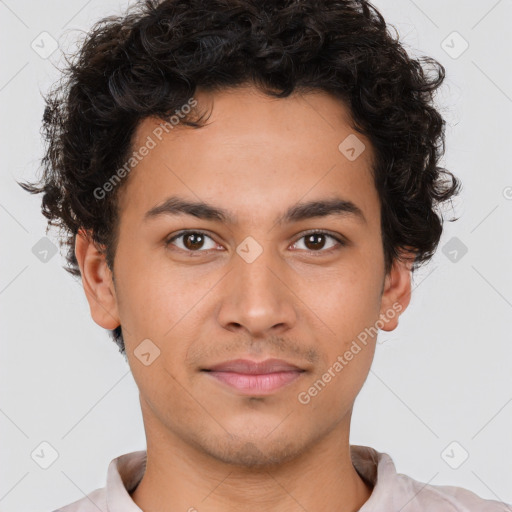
[75,84,413,512]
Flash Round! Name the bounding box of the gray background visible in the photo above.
[1,0,511,510]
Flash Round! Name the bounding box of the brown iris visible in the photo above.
[303,233,328,251]
[182,232,206,250]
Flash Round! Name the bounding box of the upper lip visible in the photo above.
[203,358,304,374]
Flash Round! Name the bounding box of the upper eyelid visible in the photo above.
[290,231,345,251]
[167,230,218,246]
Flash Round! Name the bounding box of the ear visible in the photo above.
[378,251,414,332]
[74,228,120,330]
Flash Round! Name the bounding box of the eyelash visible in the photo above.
[165,229,346,255]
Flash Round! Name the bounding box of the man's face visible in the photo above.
[79,85,410,466]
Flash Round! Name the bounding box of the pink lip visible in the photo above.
[202,358,305,395]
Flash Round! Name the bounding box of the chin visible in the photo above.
[207,436,303,469]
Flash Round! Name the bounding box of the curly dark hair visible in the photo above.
[19,0,460,356]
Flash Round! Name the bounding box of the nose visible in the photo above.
[216,244,298,338]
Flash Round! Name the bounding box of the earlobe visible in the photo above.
[379,252,414,332]
[75,229,120,330]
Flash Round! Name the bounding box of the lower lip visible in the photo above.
[205,370,303,395]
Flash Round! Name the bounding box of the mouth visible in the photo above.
[201,358,306,395]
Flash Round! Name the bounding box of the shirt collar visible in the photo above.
[351,444,397,510]
[106,450,146,512]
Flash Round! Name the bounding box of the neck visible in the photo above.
[131,404,373,511]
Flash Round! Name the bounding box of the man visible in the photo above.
[20,0,510,510]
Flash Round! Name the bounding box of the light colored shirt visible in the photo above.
[53,445,510,511]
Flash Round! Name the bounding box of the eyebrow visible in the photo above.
[143,195,366,225]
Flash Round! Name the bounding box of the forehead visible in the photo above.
[119,85,379,229]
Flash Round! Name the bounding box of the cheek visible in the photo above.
[301,260,382,394]
[299,286,379,414]
[129,356,202,433]
[113,242,176,329]
[114,250,217,360]
[306,262,383,336]
[297,330,376,417]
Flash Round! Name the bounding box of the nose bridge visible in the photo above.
[216,237,297,335]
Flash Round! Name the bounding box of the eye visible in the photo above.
[290,230,345,253]
[165,229,346,255]
[165,231,220,252]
